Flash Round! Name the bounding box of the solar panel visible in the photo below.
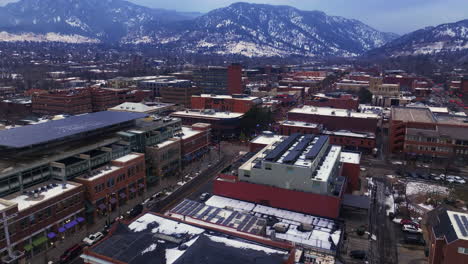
[216,217,225,224]
[282,135,314,164]
[305,135,329,160]
[461,215,468,236]
[242,217,257,232]
[172,200,189,214]
[188,204,204,217]
[454,214,468,237]
[264,133,301,162]
[206,208,222,222]
[222,212,238,226]
[0,111,148,148]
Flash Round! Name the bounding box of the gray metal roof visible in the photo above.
[0,111,147,148]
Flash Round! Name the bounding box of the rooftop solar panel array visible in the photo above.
[455,214,468,237]
[305,135,329,160]
[282,135,314,164]
[0,111,148,148]
[264,133,301,162]
[170,200,264,235]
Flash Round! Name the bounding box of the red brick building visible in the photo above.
[389,107,468,163]
[191,94,261,113]
[288,106,380,133]
[279,120,323,135]
[180,123,211,164]
[305,93,359,111]
[90,88,120,112]
[428,210,468,264]
[213,174,343,219]
[324,130,376,152]
[74,153,146,221]
[462,77,468,93]
[32,89,92,115]
[228,63,243,95]
[0,181,84,261]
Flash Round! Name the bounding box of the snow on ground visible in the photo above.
[417,203,435,211]
[207,234,286,255]
[406,181,449,196]
[0,31,100,43]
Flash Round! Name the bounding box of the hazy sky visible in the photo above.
[0,0,467,34]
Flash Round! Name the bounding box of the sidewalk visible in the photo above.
[30,149,220,264]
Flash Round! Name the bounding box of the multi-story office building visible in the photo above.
[32,89,92,115]
[0,111,146,196]
[159,85,202,106]
[117,116,183,184]
[306,93,359,111]
[140,79,192,98]
[389,107,468,163]
[179,123,212,164]
[0,181,84,262]
[191,94,262,113]
[171,109,245,138]
[74,153,146,221]
[288,106,380,134]
[369,77,400,96]
[214,134,351,218]
[193,64,243,95]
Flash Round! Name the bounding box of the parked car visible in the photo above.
[400,219,420,228]
[402,224,423,234]
[199,193,211,202]
[128,204,144,219]
[349,250,367,260]
[82,232,104,246]
[60,244,83,263]
[403,233,426,245]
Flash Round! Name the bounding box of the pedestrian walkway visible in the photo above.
[30,149,220,264]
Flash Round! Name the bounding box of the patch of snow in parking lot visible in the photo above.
[406,181,449,196]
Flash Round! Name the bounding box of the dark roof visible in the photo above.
[342,194,370,210]
[0,111,147,148]
[433,210,458,243]
[173,234,286,264]
[91,220,287,264]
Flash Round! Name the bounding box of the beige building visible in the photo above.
[369,77,400,96]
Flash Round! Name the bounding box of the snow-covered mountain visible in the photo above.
[141,3,398,57]
[367,19,468,57]
[0,0,197,43]
[0,1,398,57]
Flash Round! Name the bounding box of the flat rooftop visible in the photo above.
[340,152,361,165]
[280,120,321,129]
[170,195,342,254]
[289,106,379,119]
[391,107,435,123]
[172,110,244,119]
[86,213,289,264]
[197,94,259,101]
[0,111,147,149]
[250,134,287,146]
[114,153,142,163]
[109,102,173,113]
[180,126,204,140]
[1,181,81,211]
[323,130,375,139]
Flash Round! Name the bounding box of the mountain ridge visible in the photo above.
[0,0,399,57]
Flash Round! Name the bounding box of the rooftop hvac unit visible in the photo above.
[273,223,289,233]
